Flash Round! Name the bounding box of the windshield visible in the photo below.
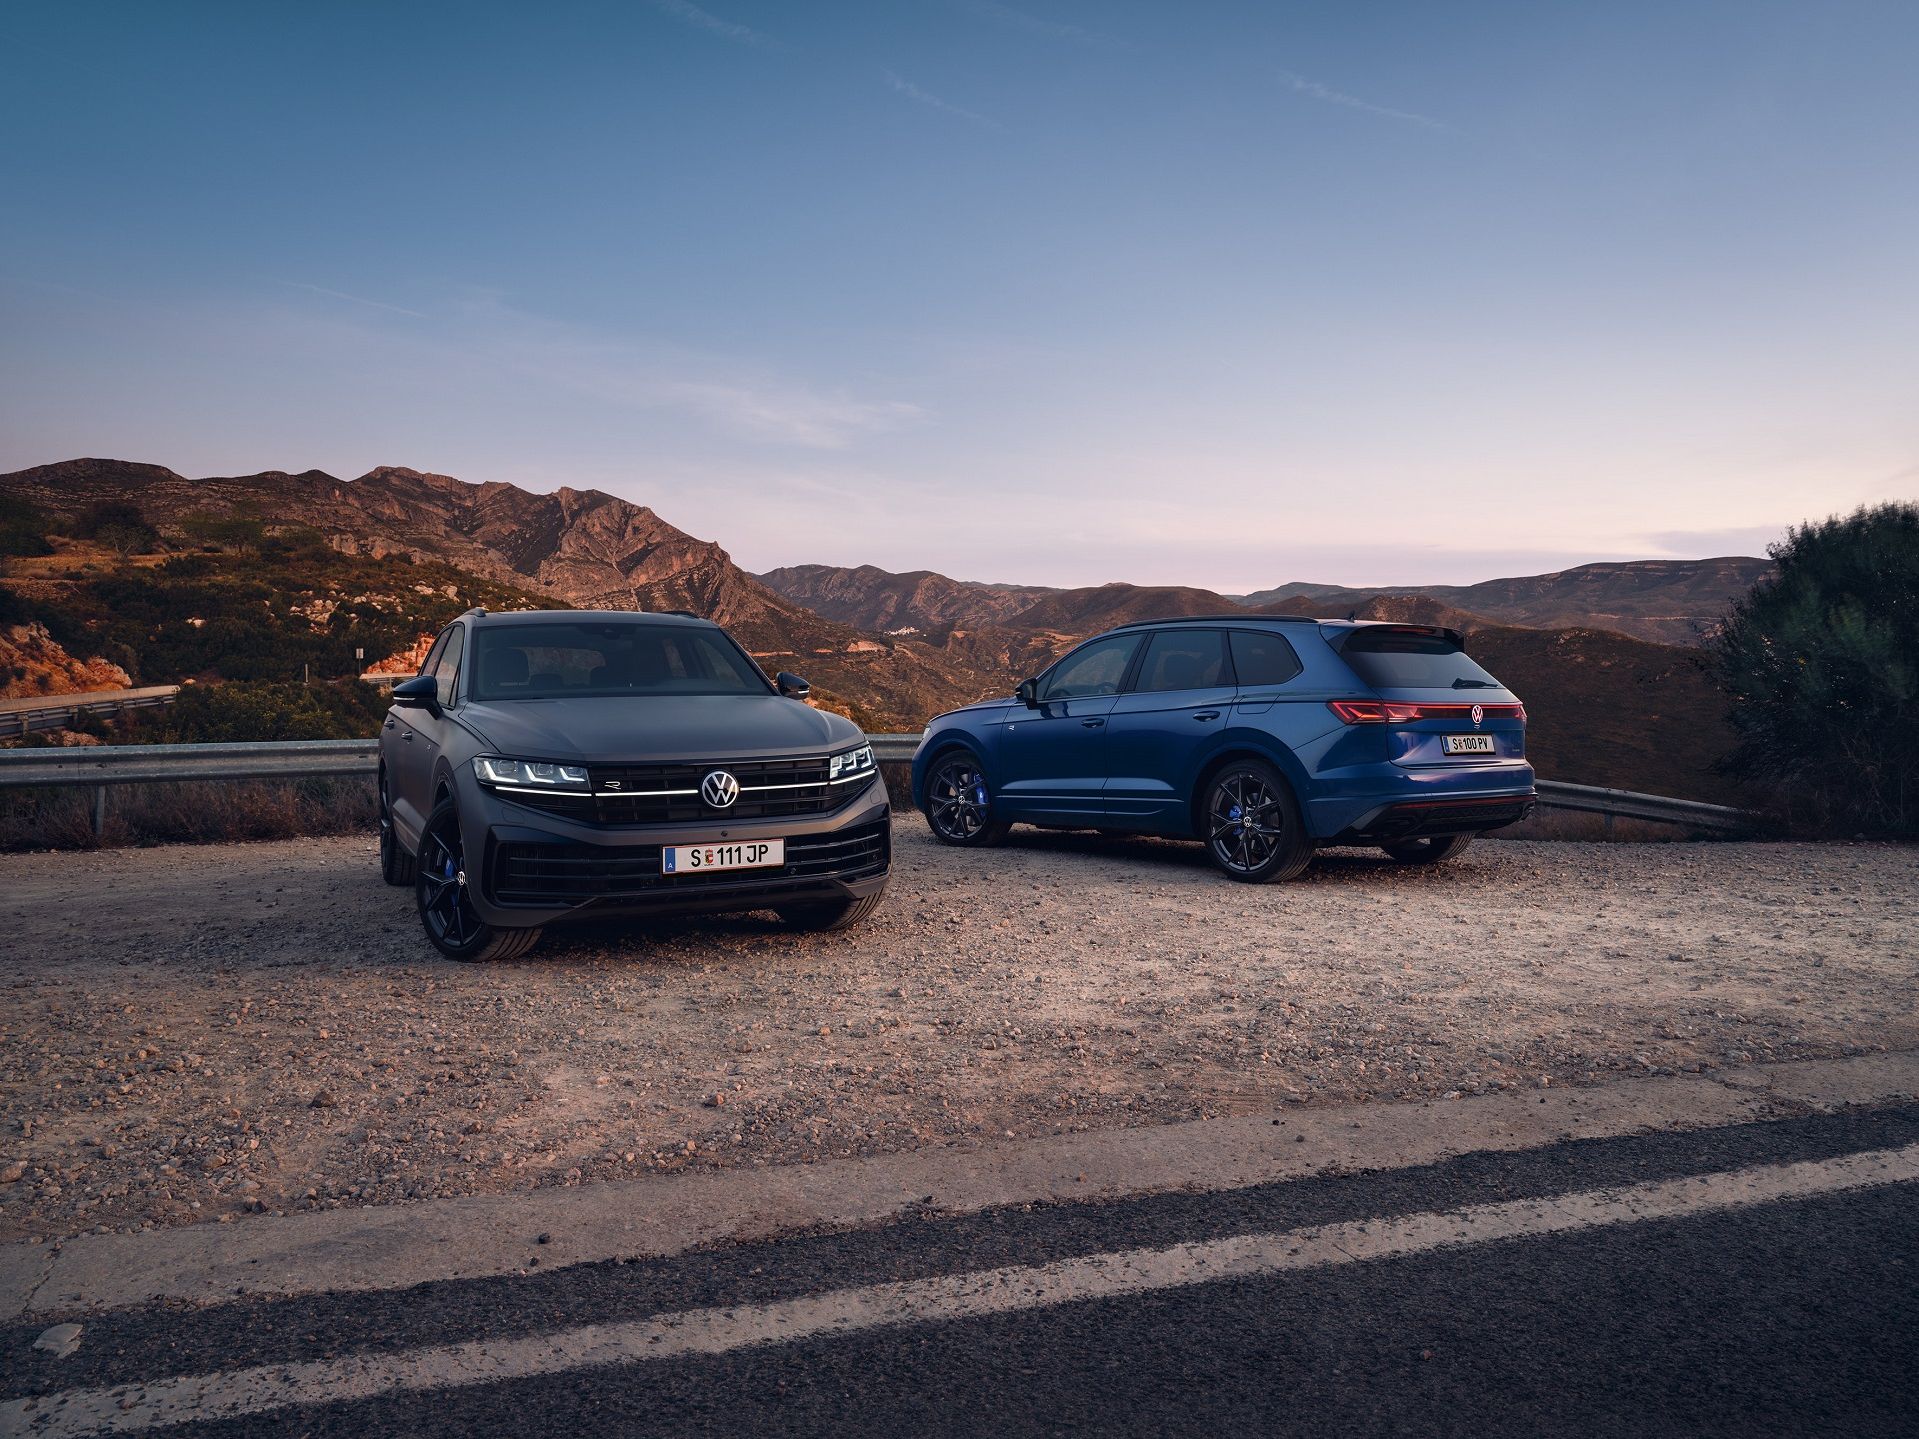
[1339,629,1505,690]
[469,621,769,701]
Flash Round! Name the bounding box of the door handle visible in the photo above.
[1081,718,1105,728]
[402,732,413,742]
[383,719,394,730]
[1193,711,1220,722]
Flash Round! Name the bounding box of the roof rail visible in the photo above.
[1106,612,1324,630]
[459,605,488,619]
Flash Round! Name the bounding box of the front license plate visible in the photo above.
[1442,734,1497,755]
[663,840,785,874]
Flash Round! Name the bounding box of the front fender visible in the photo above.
[910,721,1001,810]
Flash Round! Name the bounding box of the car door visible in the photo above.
[391,626,461,833]
[994,632,1141,822]
[1104,629,1236,830]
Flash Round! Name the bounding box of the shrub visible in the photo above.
[130,679,390,742]
[1711,503,1919,835]
[0,495,54,558]
[74,501,160,556]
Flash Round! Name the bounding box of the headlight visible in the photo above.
[473,756,592,791]
[829,743,876,782]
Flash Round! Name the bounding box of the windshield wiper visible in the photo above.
[1451,678,1498,688]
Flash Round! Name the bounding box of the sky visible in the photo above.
[2,0,1916,591]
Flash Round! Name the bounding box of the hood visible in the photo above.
[933,695,1020,723]
[455,694,864,764]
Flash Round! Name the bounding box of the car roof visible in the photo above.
[462,607,719,628]
[1103,613,1325,631]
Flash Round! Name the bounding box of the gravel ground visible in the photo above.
[1,820,1914,1244]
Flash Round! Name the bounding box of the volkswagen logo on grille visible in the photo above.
[701,770,740,808]
[1471,704,1485,728]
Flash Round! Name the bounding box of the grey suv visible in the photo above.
[378,608,890,960]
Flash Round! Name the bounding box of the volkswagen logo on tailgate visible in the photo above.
[701,770,740,808]
[1471,704,1484,728]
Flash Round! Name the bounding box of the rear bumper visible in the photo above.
[1304,761,1536,841]
[1331,791,1536,843]
[456,773,891,928]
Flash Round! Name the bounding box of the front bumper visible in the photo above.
[456,770,892,928]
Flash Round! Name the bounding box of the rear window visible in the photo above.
[470,621,768,700]
[1339,629,1503,690]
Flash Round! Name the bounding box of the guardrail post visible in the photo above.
[92,785,107,842]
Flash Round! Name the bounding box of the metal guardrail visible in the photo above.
[0,685,181,739]
[0,732,1753,836]
[0,738,379,788]
[1522,778,1749,833]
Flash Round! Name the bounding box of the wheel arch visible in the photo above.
[914,730,991,807]
[1187,740,1307,839]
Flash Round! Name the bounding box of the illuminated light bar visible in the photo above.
[1327,700,1527,724]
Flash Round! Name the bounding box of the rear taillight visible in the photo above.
[1328,700,1525,724]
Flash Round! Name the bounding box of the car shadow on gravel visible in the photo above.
[993,825,1483,887]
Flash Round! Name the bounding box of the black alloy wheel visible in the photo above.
[1379,833,1476,865]
[923,750,1010,847]
[414,796,542,961]
[1201,760,1313,883]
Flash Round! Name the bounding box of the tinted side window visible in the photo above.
[1041,635,1140,701]
[417,630,451,678]
[1229,629,1303,686]
[433,626,464,707]
[1133,630,1228,693]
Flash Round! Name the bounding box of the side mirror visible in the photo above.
[1015,678,1039,708]
[391,675,440,713]
[776,671,812,699]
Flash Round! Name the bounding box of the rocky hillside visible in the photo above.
[0,461,1028,730]
[1238,557,1772,645]
[1,621,132,699]
[756,564,1056,633]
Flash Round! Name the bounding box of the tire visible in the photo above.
[777,891,885,932]
[414,796,543,961]
[379,772,416,887]
[1380,834,1475,865]
[1198,759,1314,884]
[922,748,1011,847]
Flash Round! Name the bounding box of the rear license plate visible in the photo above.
[1442,734,1497,755]
[663,840,785,874]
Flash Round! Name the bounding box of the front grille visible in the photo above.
[495,755,872,826]
[490,820,890,905]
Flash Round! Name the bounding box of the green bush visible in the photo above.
[0,495,55,558]
[1711,503,1919,835]
[129,680,391,742]
[74,500,160,555]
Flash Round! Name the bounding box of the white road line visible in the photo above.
[8,1142,1918,1439]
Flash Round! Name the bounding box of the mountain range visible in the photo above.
[1,458,1767,800]
[756,557,1772,647]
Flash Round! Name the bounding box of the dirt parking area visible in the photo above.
[1,820,1914,1243]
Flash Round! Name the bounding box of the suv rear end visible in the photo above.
[1309,623,1535,847]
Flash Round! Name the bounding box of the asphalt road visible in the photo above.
[7,1103,1916,1438]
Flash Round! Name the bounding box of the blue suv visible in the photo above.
[910,616,1535,882]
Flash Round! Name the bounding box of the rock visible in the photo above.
[34,1322,83,1358]
[310,1091,338,1109]
[0,1160,25,1184]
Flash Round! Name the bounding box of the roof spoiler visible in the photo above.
[1327,622,1468,651]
